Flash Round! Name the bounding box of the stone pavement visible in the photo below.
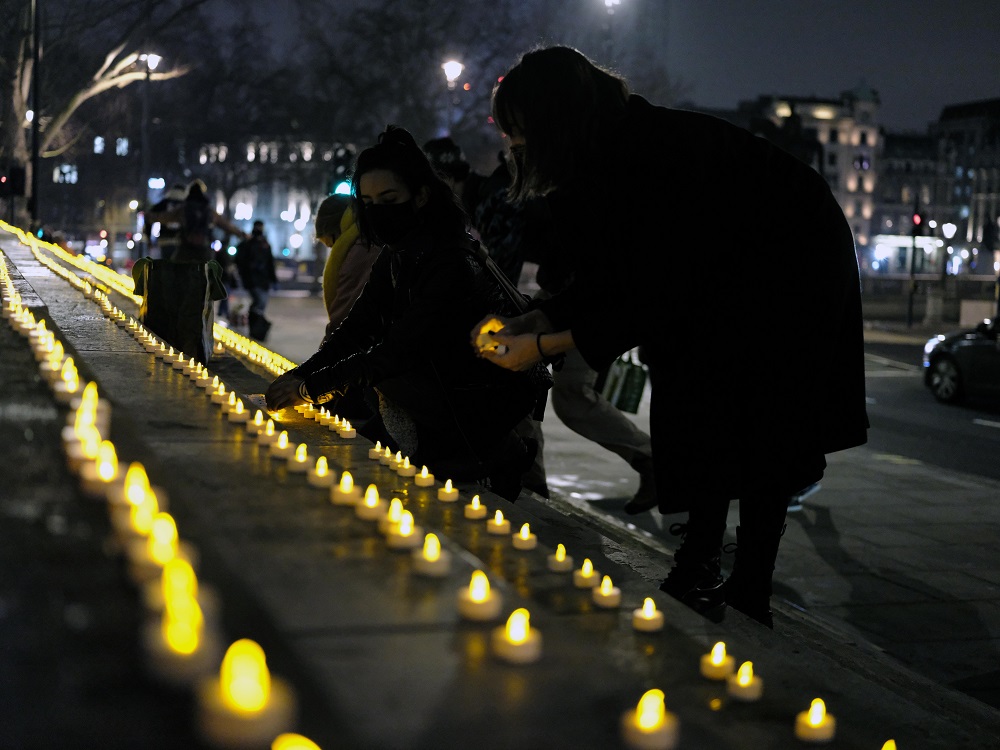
[3,229,1000,749]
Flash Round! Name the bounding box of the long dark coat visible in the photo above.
[539,95,869,505]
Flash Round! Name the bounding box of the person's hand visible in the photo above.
[474,327,543,372]
[265,371,307,411]
[470,316,511,355]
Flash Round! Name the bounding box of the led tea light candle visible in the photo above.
[632,597,665,633]
[110,486,163,544]
[592,575,622,609]
[227,399,249,423]
[367,440,383,460]
[269,431,294,459]
[210,382,228,404]
[547,543,574,573]
[378,445,394,465]
[337,419,356,439]
[486,510,511,535]
[573,558,601,589]
[396,455,416,477]
[491,608,542,665]
[317,407,332,426]
[412,533,451,576]
[257,419,278,446]
[202,374,220,392]
[107,462,152,507]
[126,512,195,585]
[511,523,537,550]
[78,439,120,500]
[195,367,212,388]
[385,510,422,550]
[287,443,310,473]
[391,451,404,471]
[330,472,362,506]
[222,391,238,414]
[142,591,221,688]
[794,698,836,743]
[700,641,735,680]
[437,479,459,503]
[620,689,679,750]
[64,424,101,474]
[726,661,763,702]
[246,410,265,435]
[377,497,404,534]
[413,465,435,487]
[355,485,388,521]
[881,741,897,750]
[196,639,297,750]
[306,456,334,488]
[464,494,487,520]
[171,353,189,371]
[457,570,502,621]
[273,734,321,750]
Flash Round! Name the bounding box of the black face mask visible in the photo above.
[366,200,419,246]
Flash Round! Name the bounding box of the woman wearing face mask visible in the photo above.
[265,125,545,501]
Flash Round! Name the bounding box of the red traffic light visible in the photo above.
[912,213,922,225]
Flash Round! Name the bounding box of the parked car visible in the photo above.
[923,318,1000,403]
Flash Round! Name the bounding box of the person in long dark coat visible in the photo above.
[472,45,869,627]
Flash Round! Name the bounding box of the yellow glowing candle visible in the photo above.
[413,465,435,487]
[379,445,394,465]
[148,512,179,566]
[700,641,735,680]
[386,510,422,550]
[172,352,189,370]
[331,471,362,506]
[109,461,151,506]
[620,689,679,750]
[547,543,574,572]
[486,509,511,535]
[210,382,228,404]
[337,419,356,438]
[632,597,665,633]
[592,575,621,609]
[396,455,416,477]
[79,439,120,499]
[227,399,248,423]
[222,391,238,414]
[464,494,487,520]
[511,522,537,550]
[272,734,322,750]
[141,588,219,688]
[269,431,293,459]
[726,660,763,702]
[456,570,502,621]
[378,497,404,534]
[196,639,296,748]
[491,608,542,664]
[257,419,278,445]
[881,741,897,750]
[130,491,159,536]
[573,557,601,589]
[367,440,383,460]
[287,443,310,473]
[355,485,388,521]
[246,410,265,435]
[306,456,334,487]
[437,478,459,502]
[317,407,332,425]
[794,698,836,742]
[412,533,451,576]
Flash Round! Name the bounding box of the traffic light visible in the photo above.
[911,211,923,236]
[0,164,9,197]
[0,164,26,197]
[329,143,356,194]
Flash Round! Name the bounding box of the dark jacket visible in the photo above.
[235,234,277,290]
[538,95,869,501]
[293,230,540,476]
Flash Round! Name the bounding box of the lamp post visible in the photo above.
[138,53,161,259]
[941,222,957,280]
[441,59,463,135]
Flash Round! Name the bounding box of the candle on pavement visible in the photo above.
[726,661,763,702]
[490,608,542,664]
[620,689,679,750]
[456,570,502,621]
[511,523,537,550]
[573,558,601,589]
[632,598,665,633]
[794,698,836,743]
[464,494,487,520]
[486,510,510,535]
[700,641,735,680]
[592,575,621,609]
[547,543,574,572]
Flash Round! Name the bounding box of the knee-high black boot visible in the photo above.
[724,496,789,629]
[659,499,729,617]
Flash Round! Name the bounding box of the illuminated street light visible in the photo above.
[441,60,464,135]
[137,52,162,261]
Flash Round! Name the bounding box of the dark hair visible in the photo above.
[492,46,629,200]
[352,125,468,245]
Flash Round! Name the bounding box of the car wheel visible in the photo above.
[929,357,963,403]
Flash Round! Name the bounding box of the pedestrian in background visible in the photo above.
[146,183,187,260]
[266,125,545,502]
[235,219,277,341]
[472,45,869,628]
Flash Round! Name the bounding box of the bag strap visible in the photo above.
[463,237,528,314]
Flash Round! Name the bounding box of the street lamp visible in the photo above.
[941,222,957,280]
[604,0,622,62]
[138,53,161,260]
[441,59,463,135]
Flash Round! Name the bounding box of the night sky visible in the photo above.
[241,0,999,134]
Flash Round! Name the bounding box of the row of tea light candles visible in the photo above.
[0,247,327,750]
[4,237,901,749]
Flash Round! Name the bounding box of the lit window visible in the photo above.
[53,164,78,184]
[93,137,105,154]
[116,138,129,156]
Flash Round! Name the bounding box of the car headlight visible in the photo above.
[923,335,944,356]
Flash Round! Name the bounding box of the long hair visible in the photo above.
[352,125,468,245]
[492,46,629,201]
